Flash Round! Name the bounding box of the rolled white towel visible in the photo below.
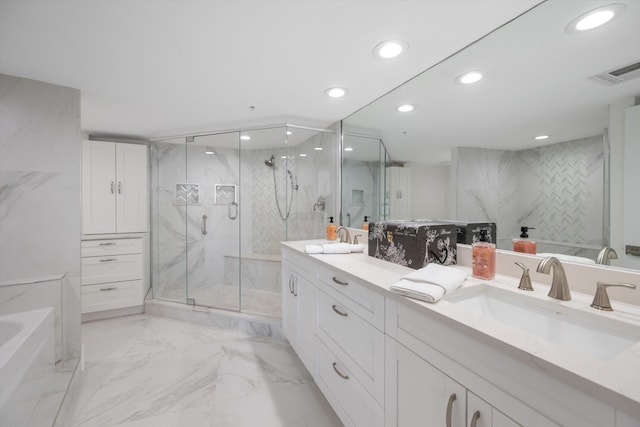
[305,245,323,254]
[390,263,467,303]
[322,243,353,254]
[305,243,367,254]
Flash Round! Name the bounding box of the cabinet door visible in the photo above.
[296,275,315,372]
[82,140,117,234]
[115,143,148,233]
[386,338,466,427]
[282,266,298,349]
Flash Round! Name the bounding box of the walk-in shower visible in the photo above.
[150,125,336,317]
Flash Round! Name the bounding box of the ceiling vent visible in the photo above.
[588,60,640,86]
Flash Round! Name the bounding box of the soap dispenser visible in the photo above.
[362,216,369,231]
[472,229,496,280]
[513,226,536,254]
[327,216,337,241]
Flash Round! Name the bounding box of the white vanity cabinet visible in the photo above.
[82,140,148,234]
[81,238,144,314]
[281,250,316,372]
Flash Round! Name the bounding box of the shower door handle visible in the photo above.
[228,202,238,220]
[202,214,208,235]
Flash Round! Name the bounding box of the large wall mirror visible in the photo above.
[341,0,640,271]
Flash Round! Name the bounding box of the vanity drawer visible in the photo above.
[315,337,384,427]
[81,253,143,285]
[316,264,384,330]
[81,280,143,313]
[316,286,385,404]
[82,238,142,257]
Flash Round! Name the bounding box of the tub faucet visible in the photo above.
[596,247,618,265]
[336,226,351,244]
[536,256,571,301]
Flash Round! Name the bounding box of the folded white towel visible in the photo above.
[536,253,595,265]
[390,264,467,303]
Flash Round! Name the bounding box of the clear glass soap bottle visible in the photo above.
[472,229,496,280]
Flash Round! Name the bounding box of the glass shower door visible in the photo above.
[186,132,241,310]
[150,138,189,303]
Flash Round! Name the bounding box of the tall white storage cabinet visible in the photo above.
[81,140,148,318]
[82,140,148,234]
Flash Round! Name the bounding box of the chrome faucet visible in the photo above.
[536,256,571,301]
[596,247,618,265]
[336,226,351,244]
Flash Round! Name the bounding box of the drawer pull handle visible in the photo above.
[470,410,480,427]
[288,276,294,294]
[118,181,122,194]
[110,181,115,194]
[99,287,117,291]
[332,362,349,380]
[332,276,348,286]
[332,304,348,317]
[99,258,117,262]
[446,393,456,427]
[98,242,116,246]
[292,276,298,297]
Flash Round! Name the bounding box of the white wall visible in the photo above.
[624,104,640,270]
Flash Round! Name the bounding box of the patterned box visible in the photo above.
[368,220,457,269]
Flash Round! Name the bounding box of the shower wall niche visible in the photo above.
[150,125,336,317]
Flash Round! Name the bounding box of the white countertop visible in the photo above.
[282,239,640,418]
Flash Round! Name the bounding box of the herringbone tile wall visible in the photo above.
[457,135,604,256]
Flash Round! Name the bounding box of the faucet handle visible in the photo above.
[590,282,637,311]
[515,262,534,291]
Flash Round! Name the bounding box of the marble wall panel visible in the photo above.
[0,74,81,366]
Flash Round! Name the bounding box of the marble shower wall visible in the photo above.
[0,74,81,366]
[456,135,604,257]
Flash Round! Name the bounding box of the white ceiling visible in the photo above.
[342,0,640,164]
[0,0,541,140]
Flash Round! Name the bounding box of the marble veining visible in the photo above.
[71,315,342,427]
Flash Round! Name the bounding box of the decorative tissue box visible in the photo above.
[445,220,497,244]
[368,220,457,269]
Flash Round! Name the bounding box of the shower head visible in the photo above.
[265,155,275,167]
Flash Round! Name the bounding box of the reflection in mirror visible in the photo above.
[341,0,640,270]
[341,133,385,226]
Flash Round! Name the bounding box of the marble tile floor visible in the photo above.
[70,314,342,427]
[156,285,282,318]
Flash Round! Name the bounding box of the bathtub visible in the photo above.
[0,308,55,424]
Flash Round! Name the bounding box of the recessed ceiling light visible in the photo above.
[397,104,415,113]
[373,40,408,59]
[286,131,292,135]
[299,153,307,157]
[566,4,626,33]
[344,147,354,152]
[534,135,550,140]
[240,135,251,141]
[456,71,484,85]
[205,150,214,155]
[281,155,287,159]
[314,147,323,151]
[324,87,348,98]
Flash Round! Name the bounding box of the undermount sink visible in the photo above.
[445,284,640,361]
